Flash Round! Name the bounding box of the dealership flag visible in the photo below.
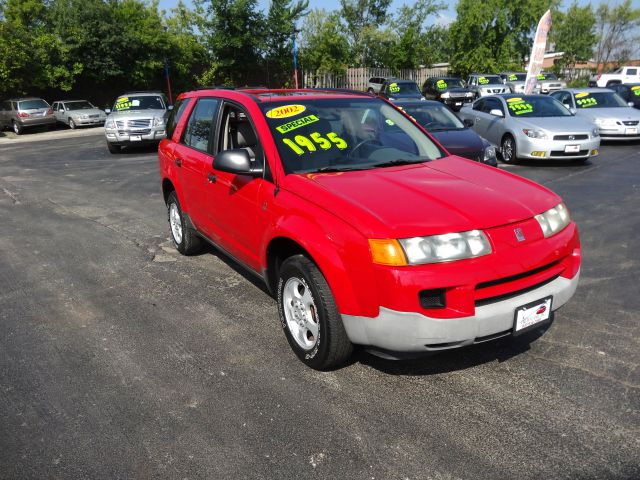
[524,10,552,95]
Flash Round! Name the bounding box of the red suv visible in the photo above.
[158,88,581,369]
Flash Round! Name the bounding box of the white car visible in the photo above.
[51,100,106,129]
[550,89,640,140]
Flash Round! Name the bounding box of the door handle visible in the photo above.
[207,172,216,183]
[175,158,182,167]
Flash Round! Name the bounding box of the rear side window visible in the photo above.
[18,99,49,110]
[182,98,220,152]
[166,98,191,140]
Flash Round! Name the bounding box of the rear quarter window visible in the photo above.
[166,98,192,140]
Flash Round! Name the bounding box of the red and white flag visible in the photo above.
[524,10,552,95]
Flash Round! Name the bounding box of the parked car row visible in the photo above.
[0,96,106,135]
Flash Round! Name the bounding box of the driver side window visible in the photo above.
[217,103,265,171]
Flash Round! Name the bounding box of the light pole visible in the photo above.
[291,28,300,89]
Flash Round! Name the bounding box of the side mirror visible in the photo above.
[463,118,474,127]
[489,109,504,117]
[105,109,111,114]
[569,107,577,115]
[167,105,174,111]
[628,102,635,108]
[213,149,262,176]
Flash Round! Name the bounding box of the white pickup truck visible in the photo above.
[589,66,640,87]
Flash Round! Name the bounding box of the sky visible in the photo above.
[157,0,618,29]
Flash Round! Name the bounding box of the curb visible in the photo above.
[0,127,104,145]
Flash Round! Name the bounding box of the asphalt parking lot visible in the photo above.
[0,130,638,479]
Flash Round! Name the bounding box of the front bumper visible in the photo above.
[105,127,166,145]
[442,97,473,109]
[74,116,106,126]
[342,270,579,352]
[597,123,640,140]
[515,134,600,160]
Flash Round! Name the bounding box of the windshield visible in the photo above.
[260,98,445,174]
[18,99,49,110]
[387,82,421,96]
[66,101,95,110]
[112,95,166,111]
[573,91,628,108]
[537,73,558,81]
[506,96,573,117]
[507,73,527,82]
[478,75,502,85]
[399,103,464,130]
[434,78,465,90]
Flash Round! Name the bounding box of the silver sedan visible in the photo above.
[550,88,640,140]
[52,100,106,128]
[457,94,600,164]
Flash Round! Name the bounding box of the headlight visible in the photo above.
[80,115,89,119]
[105,119,115,128]
[153,117,164,126]
[592,128,599,137]
[535,203,571,238]
[440,92,450,99]
[483,145,497,162]
[465,92,474,97]
[522,129,547,139]
[399,230,491,265]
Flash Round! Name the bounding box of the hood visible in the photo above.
[107,109,166,120]
[69,108,105,116]
[282,157,559,238]
[576,107,640,122]
[511,115,596,132]
[429,128,484,160]
[439,87,472,94]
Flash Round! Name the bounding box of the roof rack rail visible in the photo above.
[122,91,163,95]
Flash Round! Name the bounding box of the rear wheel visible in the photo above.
[501,134,518,164]
[12,121,23,135]
[167,191,202,255]
[277,255,353,370]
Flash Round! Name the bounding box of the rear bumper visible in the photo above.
[342,269,579,352]
[17,116,56,127]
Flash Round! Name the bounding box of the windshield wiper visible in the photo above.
[371,159,427,168]
[312,166,365,173]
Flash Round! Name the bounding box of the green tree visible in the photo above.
[264,0,309,87]
[299,9,350,75]
[594,0,640,69]
[339,0,391,66]
[550,2,596,77]
[196,0,264,86]
[449,0,559,77]
[386,0,443,69]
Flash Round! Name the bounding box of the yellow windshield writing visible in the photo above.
[276,115,319,133]
[282,132,348,155]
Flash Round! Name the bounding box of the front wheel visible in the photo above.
[277,255,353,370]
[501,134,518,164]
[68,118,76,129]
[107,142,120,154]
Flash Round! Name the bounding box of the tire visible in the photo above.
[12,121,23,135]
[277,255,353,370]
[501,134,518,164]
[367,87,374,93]
[68,118,76,129]
[605,81,620,87]
[166,191,202,255]
[107,142,121,154]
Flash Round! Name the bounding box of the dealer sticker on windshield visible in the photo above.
[513,296,552,335]
[266,104,306,119]
[506,97,533,115]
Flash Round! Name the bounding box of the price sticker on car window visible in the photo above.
[478,77,489,85]
[575,94,597,108]
[507,97,533,115]
[266,104,306,119]
[389,83,400,93]
[632,86,640,96]
[537,74,547,80]
[436,80,448,90]
[115,97,132,110]
[281,132,348,155]
[508,74,518,81]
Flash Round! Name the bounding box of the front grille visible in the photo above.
[623,121,639,126]
[88,114,99,119]
[115,119,152,130]
[492,89,503,93]
[449,92,467,98]
[118,129,151,135]
[553,134,588,140]
[550,149,589,156]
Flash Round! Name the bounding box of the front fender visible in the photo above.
[263,207,379,318]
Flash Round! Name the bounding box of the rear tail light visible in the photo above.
[17,112,29,118]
